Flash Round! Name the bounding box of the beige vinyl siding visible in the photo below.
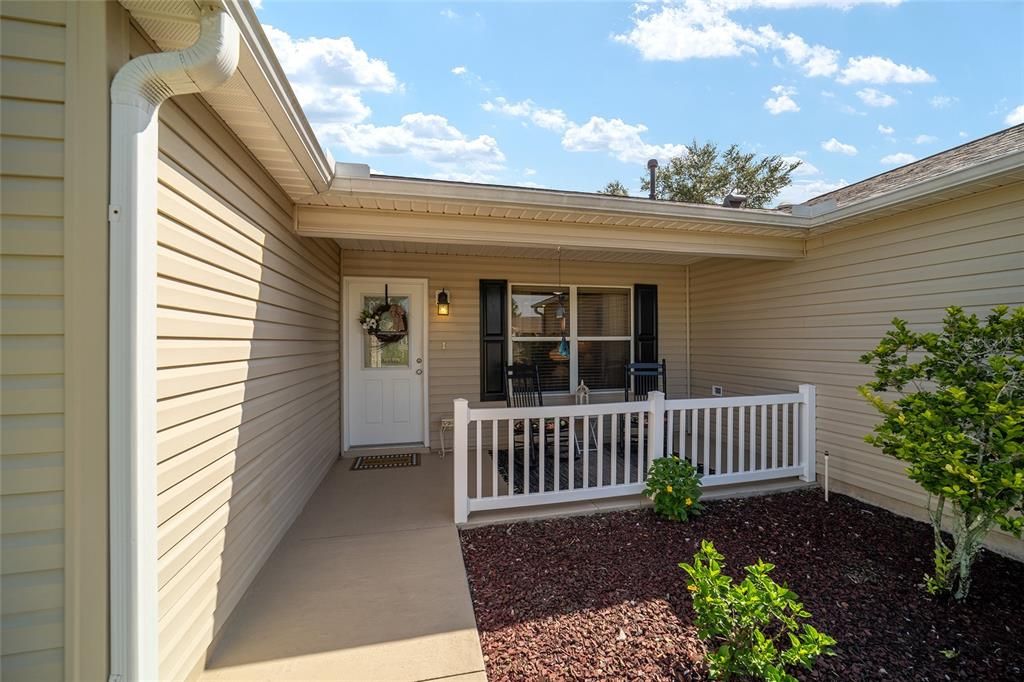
[689,183,1024,558]
[341,251,689,449]
[154,88,341,680]
[0,3,68,679]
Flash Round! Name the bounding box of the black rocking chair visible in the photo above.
[506,363,573,459]
[621,360,669,454]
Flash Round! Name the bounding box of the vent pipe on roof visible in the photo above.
[109,7,239,680]
[647,158,658,200]
[723,192,747,208]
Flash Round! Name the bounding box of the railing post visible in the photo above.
[798,384,816,482]
[647,391,665,465]
[453,399,469,523]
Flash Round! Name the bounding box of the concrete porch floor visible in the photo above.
[200,454,487,682]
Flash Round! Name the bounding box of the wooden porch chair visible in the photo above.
[621,360,668,456]
[506,363,571,459]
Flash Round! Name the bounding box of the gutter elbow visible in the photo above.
[111,6,239,110]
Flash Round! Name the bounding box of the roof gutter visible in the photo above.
[108,7,239,680]
[809,149,1024,231]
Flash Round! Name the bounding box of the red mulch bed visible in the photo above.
[459,490,1024,681]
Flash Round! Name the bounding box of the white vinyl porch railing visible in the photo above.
[453,385,816,523]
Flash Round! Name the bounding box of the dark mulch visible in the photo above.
[459,490,1024,681]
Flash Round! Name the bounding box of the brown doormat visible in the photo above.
[350,453,421,470]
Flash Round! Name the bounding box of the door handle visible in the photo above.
[416,369,423,375]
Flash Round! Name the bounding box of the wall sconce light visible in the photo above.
[436,289,450,316]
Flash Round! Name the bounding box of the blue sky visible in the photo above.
[253,0,1024,205]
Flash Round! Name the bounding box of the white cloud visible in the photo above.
[523,168,537,176]
[913,134,937,144]
[877,124,894,134]
[440,8,459,20]
[612,1,911,83]
[959,131,969,138]
[482,97,683,164]
[482,97,571,132]
[562,117,686,164]
[837,56,935,84]
[317,113,506,180]
[929,95,958,109]
[880,152,917,165]
[263,24,399,122]
[451,65,467,76]
[821,137,858,155]
[775,178,849,206]
[781,155,819,176]
[764,84,800,114]
[820,89,836,98]
[1005,104,1024,126]
[856,87,896,107]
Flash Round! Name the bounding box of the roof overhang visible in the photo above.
[123,1,1024,258]
[121,0,333,200]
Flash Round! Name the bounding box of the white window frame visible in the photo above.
[508,283,634,395]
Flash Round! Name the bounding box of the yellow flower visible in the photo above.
[685,498,692,506]
[665,485,673,493]
[687,584,697,592]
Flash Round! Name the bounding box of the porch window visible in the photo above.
[510,285,631,393]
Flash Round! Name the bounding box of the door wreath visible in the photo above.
[359,301,408,345]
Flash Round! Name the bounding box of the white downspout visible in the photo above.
[108,8,238,681]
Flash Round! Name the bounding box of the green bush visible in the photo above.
[680,540,836,681]
[859,305,1024,600]
[644,455,703,521]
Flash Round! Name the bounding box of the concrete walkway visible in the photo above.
[201,455,486,682]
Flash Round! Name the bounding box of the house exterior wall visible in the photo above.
[1,2,112,680]
[152,87,342,680]
[341,251,691,450]
[689,183,1024,559]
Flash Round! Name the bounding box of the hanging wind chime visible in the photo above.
[556,247,569,358]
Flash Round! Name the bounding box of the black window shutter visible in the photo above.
[479,279,508,402]
[633,284,658,363]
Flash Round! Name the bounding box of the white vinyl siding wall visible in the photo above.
[341,251,690,450]
[689,183,1024,558]
[0,3,68,679]
[153,88,341,680]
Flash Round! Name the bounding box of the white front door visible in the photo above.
[345,278,427,448]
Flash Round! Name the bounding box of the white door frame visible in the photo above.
[342,276,430,451]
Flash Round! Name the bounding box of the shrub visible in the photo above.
[680,540,836,681]
[644,455,703,521]
[859,305,1024,600]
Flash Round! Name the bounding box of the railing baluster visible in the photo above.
[760,404,767,471]
[568,416,576,491]
[597,414,605,487]
[475,420,482,499]
[625,412,632,484]
[690,408,698,469]
[491,419,498,497]
[637,409,644,483]
[583,415,590,488]
[539,417,546,494]
[715,407,722,477]
[667,408,675,456]
[507,419,514,496]
[793,404,801,470]
[748,405,757,472]
[772,404,779,469]
[523,418,530,494]
[702,408,710,475]
[783,404,790,467]
[554,416,561,492]
[738,407,746,473]
[727,406,734,475]
[611,413,618,485]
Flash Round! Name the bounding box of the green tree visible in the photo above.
[598,180,630,196]
[859,306,1024,600]
[641,141,800,208]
